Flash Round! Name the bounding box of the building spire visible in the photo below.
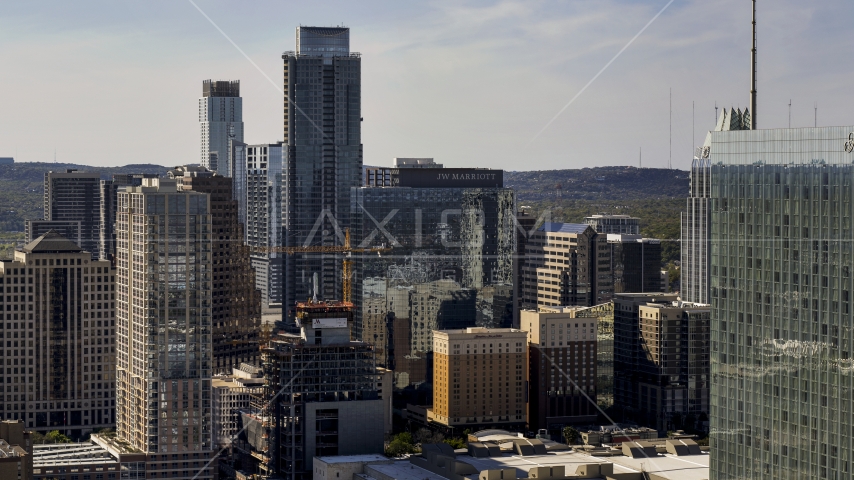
[750,0,757,129]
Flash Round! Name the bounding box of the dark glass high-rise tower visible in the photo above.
[282,26,362,318]
[710,126,854,479]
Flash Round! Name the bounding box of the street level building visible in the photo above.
[115,178,215,478]
[282,26,363,315]
[200,80,243,176]
[0,232,116,438]
[709,126,854,480]
[44,170,101,257]
[521,308,599,432]
[613,294,709,434]
[430,327,527,432]
[169,166,262,373]
[0,420,32,480]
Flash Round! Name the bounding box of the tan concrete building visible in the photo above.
[520,223,612,310]
[115,178,215,478]
[520,308,599,432]
[0,232,116,437]
[431,328,527,431]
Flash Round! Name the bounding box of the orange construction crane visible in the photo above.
[253,228,389,303]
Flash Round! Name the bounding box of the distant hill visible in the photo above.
[0,162,690,238]
[505,166,688,202]
[0,162,168,232]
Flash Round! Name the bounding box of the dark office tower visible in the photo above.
[282,26,362,318]
[709,126,854,480]
[352,168,514,387]
[613,293,709,434]
[514,208,537,327]
[44,170,101,257]
[607,234,662,294]
[169,166,262,373]
[99,174,158,261]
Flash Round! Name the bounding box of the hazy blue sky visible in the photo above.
[1,0,852,170]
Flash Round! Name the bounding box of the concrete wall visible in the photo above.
[305,400,385,461]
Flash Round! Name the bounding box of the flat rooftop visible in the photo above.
[362,461,446,480]
[33,442,117,468]
[454,450,709,480]
[317,454,389,464]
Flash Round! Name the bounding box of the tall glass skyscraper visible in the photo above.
[710,126,854,479]
[282,27,362,317]
[352,168,515,387]
[199,80,243,176]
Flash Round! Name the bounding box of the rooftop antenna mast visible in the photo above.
[715,101,718,124]
[669,88,672,169]
[814,102,818,127]
[750,0,757,129]
[788,99,792,128]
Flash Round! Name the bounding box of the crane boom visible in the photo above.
[251,228,390,303]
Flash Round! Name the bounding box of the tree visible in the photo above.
[45,431,72,443]
[562,426,580,445]
[385,432,417,457]
[443,437,467,449]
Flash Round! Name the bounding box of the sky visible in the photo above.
[1,0,852,171]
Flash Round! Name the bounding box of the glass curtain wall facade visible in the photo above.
[282,27,362,316]
[709,126,854,480]
[351,186,516,388]
[682,158,712,304]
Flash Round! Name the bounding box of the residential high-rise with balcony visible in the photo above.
[613,293,709,434]
[236,143,284,307]
[0,231,116,438]
[200,80,243,176]
[44,170,101,257]
[282,26,362,316]
[114,178,214,479]
[709,126,854,479]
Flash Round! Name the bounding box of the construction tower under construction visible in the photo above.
[234,299,387,479]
